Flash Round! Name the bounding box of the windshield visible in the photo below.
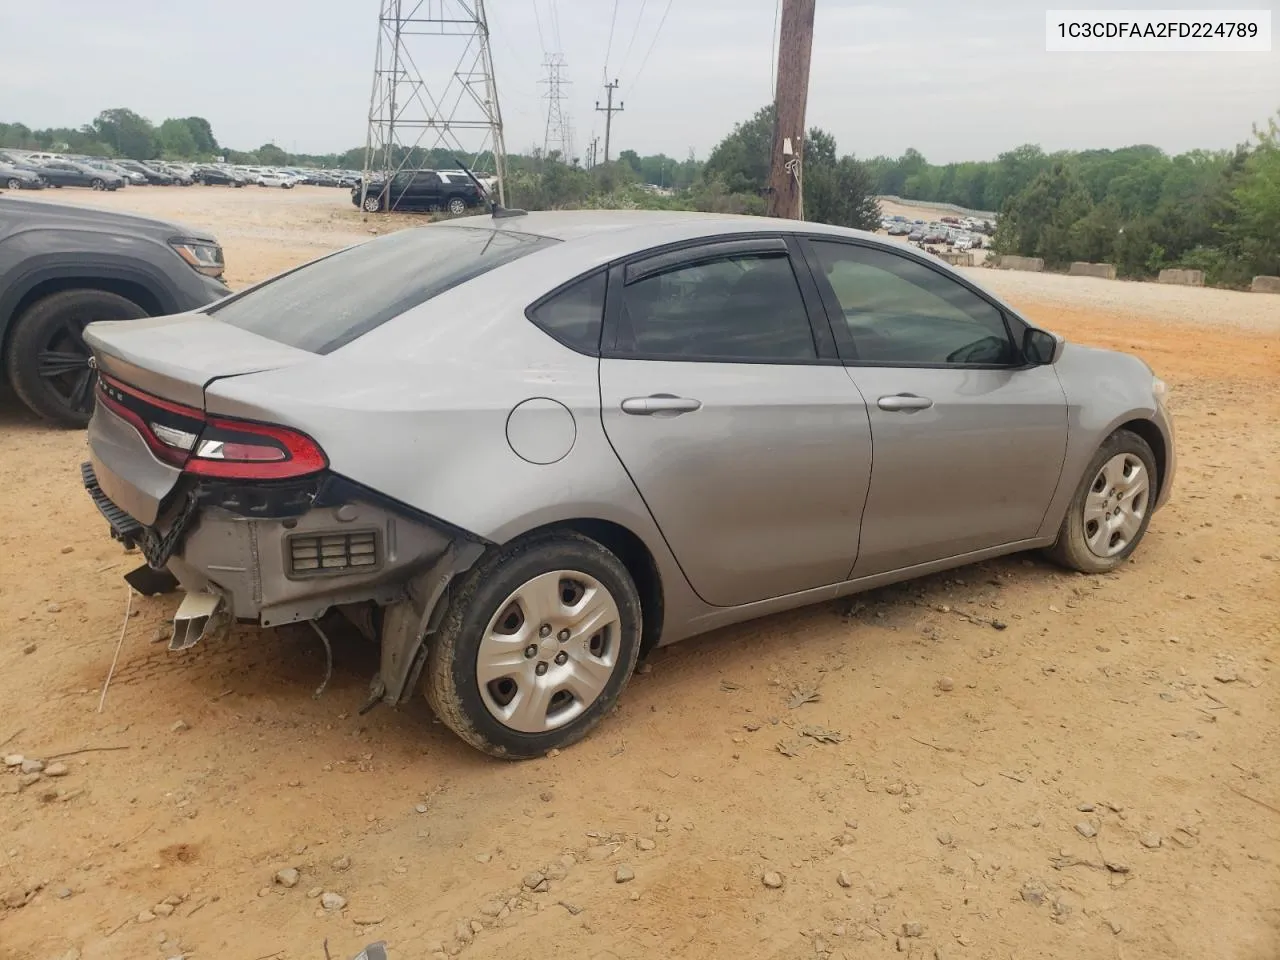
[208,226,555,354]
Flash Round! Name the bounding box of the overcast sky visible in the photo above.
[2,0,1276,163]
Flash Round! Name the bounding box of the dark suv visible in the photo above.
[0,198,229,426]
[353,169,484,214]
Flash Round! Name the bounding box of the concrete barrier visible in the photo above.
[996,255,1044,272]
[1068,261,1118,280]
[1251,275,1280,294]
[938,251,973,267]
[1158,268,1204,286]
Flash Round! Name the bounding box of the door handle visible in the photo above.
[877,393,934,412]
[620,395,702,416]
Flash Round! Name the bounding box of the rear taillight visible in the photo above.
[97,375,327,481]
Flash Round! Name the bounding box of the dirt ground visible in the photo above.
[1,186,1278,960]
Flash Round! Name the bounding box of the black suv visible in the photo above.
[0,198,229,425]
[353,169,484,214]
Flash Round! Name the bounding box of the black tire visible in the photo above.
[424,531,642,759]
[362,193,383,213]
[1044,429,1158,574]
[447,196,467,215]
[5,289,149,427]
[90,179,105,191]
[5,178,20,190]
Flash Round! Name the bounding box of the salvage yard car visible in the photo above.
[0,197,229,424]
[80,210,1175,759]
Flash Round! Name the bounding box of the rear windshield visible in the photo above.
[208,226,555,354]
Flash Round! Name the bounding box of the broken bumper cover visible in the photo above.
[82,460,482,629]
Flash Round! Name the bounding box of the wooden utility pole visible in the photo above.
[595,80,624,164]
[766,0,816,220]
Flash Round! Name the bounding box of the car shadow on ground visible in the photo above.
[117,547,1076,770]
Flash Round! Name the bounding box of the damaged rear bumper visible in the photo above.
[81,461,484,631]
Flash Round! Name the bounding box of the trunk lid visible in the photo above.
[85,313,313,408]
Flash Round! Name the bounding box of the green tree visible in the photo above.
[157,118,198,158]
[256,142,289,165]
[183,117,219,155]
[92,108,157,159]
[702,104,774,194]
[1227,111,1280,277]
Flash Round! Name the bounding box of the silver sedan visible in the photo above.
[82,210,1175,758]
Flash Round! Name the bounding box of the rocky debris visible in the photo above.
[331,855,351,871]
[539,791,554,803]
[762,871,784,889]
[936,676,955,693]
[1076,802,1095,812]
[44,762,69,777]
[1140,832,1162,849]
[274,868,300,888]
[614,864,635,883]
[354,915,386,926]
[153,902,174,917]
[320,891,346,911]
[936,831,953,846]
[1214,667,1238,683]
[3,755,22,767]
[636,662,652,675]
[558,900,583,915]
[636,837,656,851]
[19,759,44,774]
[885,782,905,796]
[56,887,73,899]
[1104,917,1123,935]
[1021,879,1049,905]
[474,853,492,864]
[479,900,504,918]
[307,887,323,899]
[19,772,41,789]
[170,720,189,733]
[137,909,156,922]
[543,861,568,881]
[1075,822,1097,838]
[837,870,853,888]
[55,950,80,960]
[257,887,271,898]
[22,643,36,655]
[800,725,847,744]
[744,721,761,732]
[522,871,545,890]
[47,602,62,613]
[902,921,924,938]
[414,803,429,814]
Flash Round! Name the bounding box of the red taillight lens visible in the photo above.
[185,418,327,479]
[97,375,327,481]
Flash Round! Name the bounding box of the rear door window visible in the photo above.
[208,226,556,354]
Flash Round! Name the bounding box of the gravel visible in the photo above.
[960,267,1280,333]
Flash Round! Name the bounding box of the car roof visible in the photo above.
[429,209,883,250]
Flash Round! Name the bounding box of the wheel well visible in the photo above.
[542,518,665,658]
[2,278,161,373]
[1116,418,1166,500]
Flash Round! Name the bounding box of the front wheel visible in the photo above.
[447,196,467,215]
[4,289,149,427]
[1045,429,1158,574]
[362,193,383,213]
[424,532,642,759]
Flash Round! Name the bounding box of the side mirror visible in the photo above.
[1022,327,1063,365]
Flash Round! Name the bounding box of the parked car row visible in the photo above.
[880,214,990,251]
[0,150,360,194]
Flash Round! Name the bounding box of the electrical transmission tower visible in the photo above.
[361,0,509,208]
[540,53,574,164]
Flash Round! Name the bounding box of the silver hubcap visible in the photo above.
[363,196,379,211]
[476,570,621,733]
[1083,453,1149,557]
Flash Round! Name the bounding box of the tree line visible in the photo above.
[867,113,1279,285]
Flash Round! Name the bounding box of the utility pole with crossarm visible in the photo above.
[595,80,624,164]
[766,0,815,220]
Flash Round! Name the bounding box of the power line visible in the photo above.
[603,0,621,77]
[770,0,780,98]
[617,0,648,79]
[548,0,563,52]
[532,0,547,53]
[627,0,674,96]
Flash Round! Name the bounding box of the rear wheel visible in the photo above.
[424,532,642,759]
[6,178,20,190]
[1045,429,1157,573]
[362,193,382,213]
[91,179,105,191]
[5,289,149,427]
[447,196,467,215]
